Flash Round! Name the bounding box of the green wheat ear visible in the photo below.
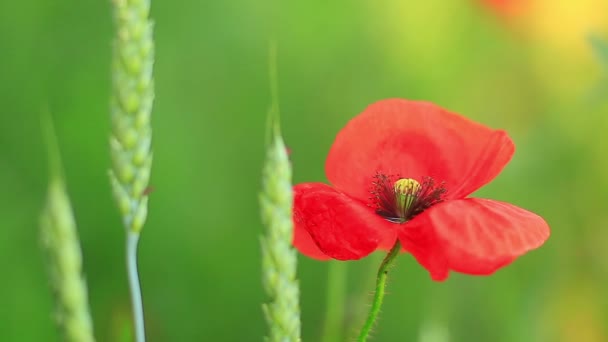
[109,0,154,234]
[109,0,155,341]
[259,43,301,342]
[260,128,301,342]
[40,115,95,342]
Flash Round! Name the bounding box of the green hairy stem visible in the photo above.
[357,241,402,342]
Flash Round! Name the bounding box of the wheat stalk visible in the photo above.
[259,43,301,342]
[109,0,155,341]
[260,129,302,342]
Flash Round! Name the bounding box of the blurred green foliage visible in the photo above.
[0,0,606,341]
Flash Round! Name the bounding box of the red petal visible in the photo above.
[293,183,397,260]
[293,216,331,260]
[399,198,550,281]
[325,99,515,201]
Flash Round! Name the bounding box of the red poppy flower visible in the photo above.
[292,99,550,281]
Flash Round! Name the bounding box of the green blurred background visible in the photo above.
[1,0,607,341]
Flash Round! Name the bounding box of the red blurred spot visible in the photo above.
[481,0,529,17]
[142,186,155,196]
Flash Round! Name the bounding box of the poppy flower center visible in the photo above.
[370,173,446,224]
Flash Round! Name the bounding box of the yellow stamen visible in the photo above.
[394,178,421,194]
[394,178,421,212]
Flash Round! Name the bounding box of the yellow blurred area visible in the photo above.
[371,0,608,99]
[512,0,607,51]
[506,0,608,96]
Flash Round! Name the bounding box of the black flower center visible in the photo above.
[369,173,447,223]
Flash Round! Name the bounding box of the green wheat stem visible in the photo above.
[259,42,301,342]
[321,261,347,342]
[357,241,402,342]
[109,0,155,341]
[40,115,95,342]
[126,231,144,341]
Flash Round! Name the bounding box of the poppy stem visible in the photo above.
[357,240,401,342]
